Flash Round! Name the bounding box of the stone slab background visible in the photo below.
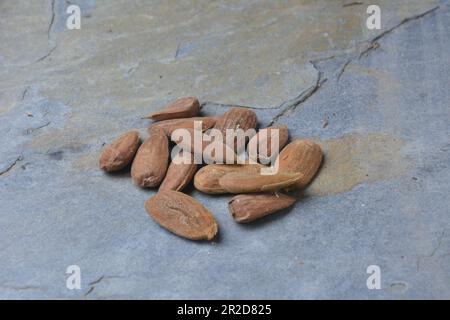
[0,0,449,299]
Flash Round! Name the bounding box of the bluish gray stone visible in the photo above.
[0,0,448,299]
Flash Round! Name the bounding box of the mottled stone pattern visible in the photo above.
[0,0,449,298]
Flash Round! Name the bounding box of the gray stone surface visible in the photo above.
[0,0,449,299]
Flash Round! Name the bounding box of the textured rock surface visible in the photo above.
[0,0,449,299]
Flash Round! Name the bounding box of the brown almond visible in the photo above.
[144,97,200,121]
[131,128,169,188]
[248,125,289,162]
[214,107,258,133]
[99,131,140,172]
[214,107,257,152]
[159,152,198,192]
[229,193,296,223]
[149,117,217,137]
[194,163,265,194]
[219,172,303,193]
[277,139,323,190]
[145,191,218,241]
[173,128,237,164]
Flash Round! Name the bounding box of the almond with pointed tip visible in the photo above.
[213,107,257,153]
[131,128,168,188]
[214,107,258,134]
[99,131,140,172]
[145,191,218,241]
[145,97,200,121]
[194,163,266,194]
[248,125,289,163]
[229,193,296,223]
[173,128,237,164]
[159,152,198,192]
[149,116,217,136]
[219,172,303,193]
[276,139,323,190]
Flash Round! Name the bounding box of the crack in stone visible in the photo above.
[84,286,95,296]
[35,0,58,63]
[48,0,56,39]
[88,276,106,286]
[0,285,41,291]
[174,42,181,59]
[359,5,440,58]
[311,55,337,63]
[200,101,265,110]
[35,46,57,63]
[337,59,352,82]
[416,229,447,271]
[268,62,327,126]
[21,87,29,101]
[343,2,364,7]
[25,122,51,135]
[320,6,440,82]
[85,275,123,297]
[359,42,380,58]
[127,65,138,75]
[429,230,446,258]
[263,5,440,124]
[319,6,440,86]
[166,6,440,126]
[0,156,24,176]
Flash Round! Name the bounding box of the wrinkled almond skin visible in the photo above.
[219,172,303,193]
[277,139,323,190]
[214,107,257,133]
[149,117,217,137]
[145,97,200,121]
[99,131,140,172]
[145,191,218,241]
[229,193,296,223]
[213,107,257,152]
[131,128,169,188]
[248,125,289,163]
[194,163,265,194]
[172,107,256,162]
[159,152,198,191]
[173,128,237,164]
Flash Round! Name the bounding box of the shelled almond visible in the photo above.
[145,190,218,241]
[276,139,323,190]
[194,163,266,194]
[248,125,289,162]
[218,172,304,193]
[144,97,200,121]
[150,116,217,136]
[99,131,140,172]
[213,107,257,153]
[159,152,198,192]
[131,127,169,188]
[229,193,296,223]
[99,96,324,241]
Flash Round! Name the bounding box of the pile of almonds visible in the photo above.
[99,97,323,241]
